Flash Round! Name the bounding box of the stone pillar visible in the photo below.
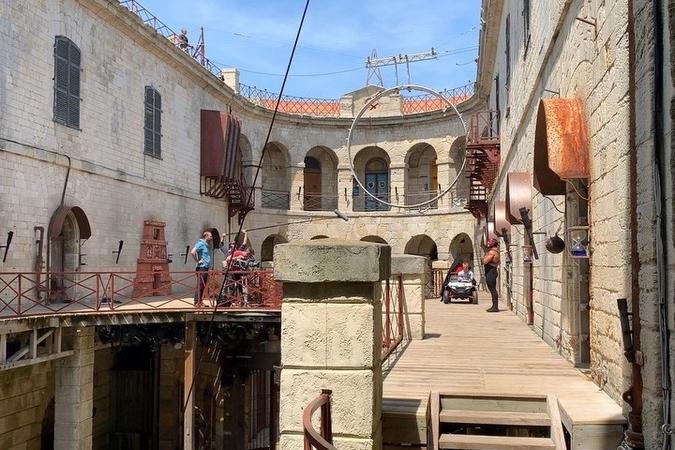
[436,160,451,210]
[390,164,405,211]
[275,240,390,450]
[337,165,352,212]
[221,68,240,94]
[55,327,94,450]
[289,163,305,211]
[391,255,426,340]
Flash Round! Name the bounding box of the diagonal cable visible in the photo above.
[182,0,311,415]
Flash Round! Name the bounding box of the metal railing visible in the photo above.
[400,83,475,114]
[433,268,447,298]
[352,192,390,212]
[240,84,341,117]
[0,269,281,319]
[303,390,335,450]
[382,274,404,360]
[404,190,438,208]
[302,193,338,211]
[261,189,290,209]
[118,0,224,79]
[467,110,500,145]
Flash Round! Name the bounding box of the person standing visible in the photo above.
[191,230,212,306]
[483,238,501,312]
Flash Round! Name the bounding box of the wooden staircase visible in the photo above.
[429,392,567,450]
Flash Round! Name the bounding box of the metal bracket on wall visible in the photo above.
[0,231,13,263]
[0,325,74,371]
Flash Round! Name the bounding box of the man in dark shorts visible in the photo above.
[483,238,501,312]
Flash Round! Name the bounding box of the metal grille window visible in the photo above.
[53,36,81,129]
[144,86,162,158]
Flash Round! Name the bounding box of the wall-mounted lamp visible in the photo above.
[112,240,124,264]
[566,226,590,258]
[518,207,539,260]
[180,245,191,264]
[0,231,13,263]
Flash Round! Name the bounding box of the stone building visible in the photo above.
[473,0,675,448]
[1,0,674,448]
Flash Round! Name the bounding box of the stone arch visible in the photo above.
[404,143,438,205]
[262,142,290,209]
[449,233,473,262]
[449,136,469,200]
[239,134,255,186]
[353,146,390,211]
[360,235,388,244]
[304,146,338,211]
[310,235,329,240]
[260,234,287,262]
[404,234,438,260]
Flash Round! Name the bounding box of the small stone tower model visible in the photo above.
[132,220,171,297]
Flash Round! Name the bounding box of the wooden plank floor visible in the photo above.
[382,293,625,448]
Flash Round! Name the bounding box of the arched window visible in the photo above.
[53,36,81,129]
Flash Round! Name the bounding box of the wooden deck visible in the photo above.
[382,294,625,450]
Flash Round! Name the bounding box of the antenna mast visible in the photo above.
[365,48,438,85]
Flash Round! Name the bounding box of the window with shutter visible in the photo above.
[144,86,162,158]
[53,36,81,129]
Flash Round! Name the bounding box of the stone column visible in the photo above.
[275,240,390,450]
[337,165,352,212]
[390,164,405,211]
[391,255,426,340]
[54,327,95,450]
[289,162,305,211]
[435,160,451,210]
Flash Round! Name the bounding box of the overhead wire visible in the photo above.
[181,0,311,416]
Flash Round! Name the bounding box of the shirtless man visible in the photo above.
[483,238,501,312]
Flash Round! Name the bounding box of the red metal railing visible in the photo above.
[303,390,336,450]
[0,269,281,319]
[382,274,404,360]
[400,83,475,114]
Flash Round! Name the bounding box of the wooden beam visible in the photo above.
[183,320,196,450]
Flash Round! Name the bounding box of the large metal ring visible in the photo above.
[346,84,468,209]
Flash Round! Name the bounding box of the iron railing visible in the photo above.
[118,0,224,79]
[467,110,500,145]
[352,192,390,212]
[303,390,335,450]
[0,269,281,319]
[261,190,290,210]
[302,193,338,211]
[382,274,404,360]
[404,190,438,208]
[400,83,475,114]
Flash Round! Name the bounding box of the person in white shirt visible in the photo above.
[456,261,474,282]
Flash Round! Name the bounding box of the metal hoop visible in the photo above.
[346,84,468,209]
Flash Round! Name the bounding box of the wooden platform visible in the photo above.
[382,294,625,450]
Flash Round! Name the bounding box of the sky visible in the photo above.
[137,0,482,99]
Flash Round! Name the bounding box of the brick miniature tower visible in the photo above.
[132,221,171,297]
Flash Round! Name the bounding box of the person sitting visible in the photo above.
[456,261,474,283]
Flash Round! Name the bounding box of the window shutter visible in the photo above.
[53,36,80,128]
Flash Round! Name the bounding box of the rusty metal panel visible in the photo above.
[533,98,589,194]
[48,206,91,239]
[505,172,531,224]
[200,110,241,179]
[493,200,510,236]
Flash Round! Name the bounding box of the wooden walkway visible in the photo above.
[382,294,625,450]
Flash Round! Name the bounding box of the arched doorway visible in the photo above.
[260,234,287,262]
[261,142,290,209]
[47,206,91,303]
[353,147,390,212]
[360,235,387,244]
[404,234,438,297]
[303,156,322,211]
[449,233,473,263]
[303,146,338,211]
[405,143,438,206]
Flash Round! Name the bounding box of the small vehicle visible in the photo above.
[440,259,479,304]
[442,275,478,304]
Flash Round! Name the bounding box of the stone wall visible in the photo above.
[484,0,631,405]
[0,0,477,280]
[93,348,113,450]
[0,363,55,449]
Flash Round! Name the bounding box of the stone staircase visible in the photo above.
[429,392,566,450]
